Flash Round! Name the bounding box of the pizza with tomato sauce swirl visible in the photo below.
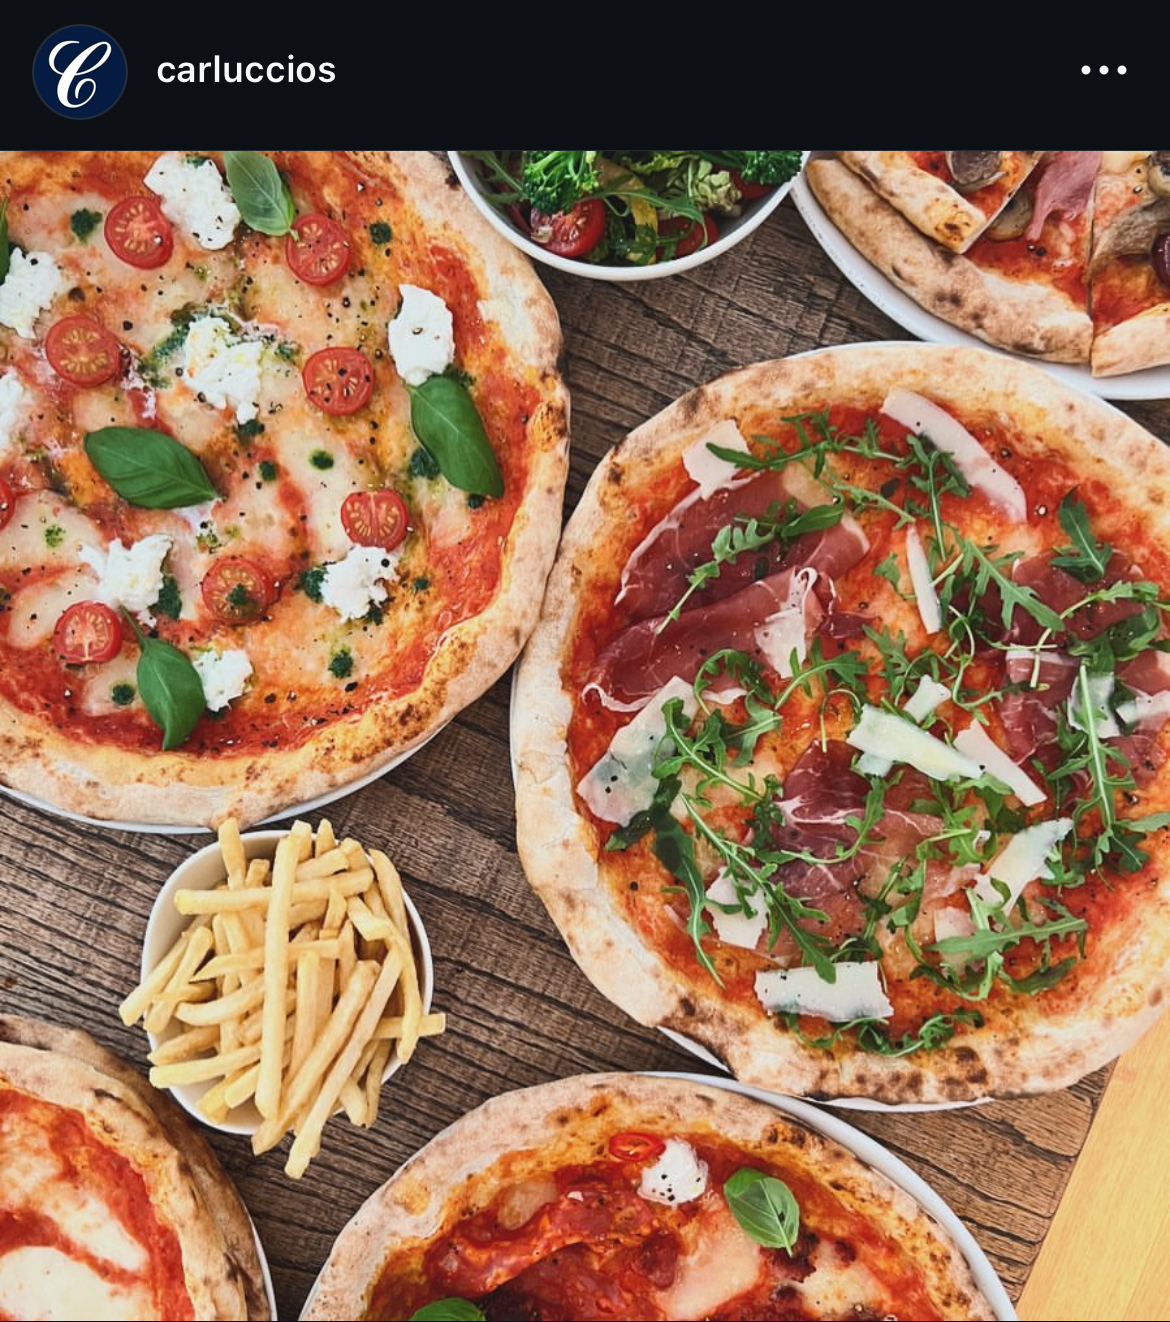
[0,1015,268,1321]
[303,1073,994,1321]
[0,150,567,827]
[513,344,1170,1104]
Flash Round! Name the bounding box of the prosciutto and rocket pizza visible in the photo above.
[807,151,1170,376]
[0,1014,268,1321]
[0,150,567,827]
[302,1073,995,1321]
[513,343,1170,1104]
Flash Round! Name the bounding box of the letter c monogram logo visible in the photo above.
[33,26,127,119]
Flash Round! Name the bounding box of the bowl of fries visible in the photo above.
[122,818,443,1177]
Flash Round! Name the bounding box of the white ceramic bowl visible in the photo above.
[449,151,808,282]
[141,828,434,1135]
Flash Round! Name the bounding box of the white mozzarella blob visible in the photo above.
[319,545,402,622]
[388,285,454,386]
[638,1139,709,1206]
[144,152,240,250]
[192,647,252,711]
[182,316,264,424]
[0,250,65,338]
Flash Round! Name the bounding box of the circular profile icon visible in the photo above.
[32,25,127,119]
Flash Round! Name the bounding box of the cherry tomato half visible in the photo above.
[53,602,123,664]
[45,316,122,387]
[658,213,718,260]
[286,214,351,286]
[607,1131,666,1163]
[528,199,606,258]
[105,196,174,269]
[730,170,774,202]
[340,490,409,550]
[0,477,14,531]
[201,556,277,624]
[303,347,374,416]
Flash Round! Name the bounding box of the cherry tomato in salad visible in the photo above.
[201,556,277,623]
[730,170,774,201]
[340,490,409,550]
[45,317,122,387]
[0,477,14,531]
[105,197,174,269]
[53,602,123,664]
[607,1131,666,1162]
[286,214,351,286]
[528,199,606,258]
[658,213,718,260]
[302,347,374,416]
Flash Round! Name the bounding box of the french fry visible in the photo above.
[126,815,444,1178]
[255,833,298,1119]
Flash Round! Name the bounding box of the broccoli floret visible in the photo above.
[688,162,740,214]
[520,151,600,215]
[738,151,803,187]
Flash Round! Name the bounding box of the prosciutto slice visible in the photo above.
[1024,150,1101,243]
[615,467,869,625]
[1005,553,1144,647]
[996,649,1078,759]
[590,569,813,707]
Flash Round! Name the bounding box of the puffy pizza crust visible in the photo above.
[1091,303,1170,376]
[808,159,1092,364]
[513,343,1170,1103]
[303,1073,993,1321]
[0,1015,268,1321]
[838,151,1040,254]
[0,151,569,827]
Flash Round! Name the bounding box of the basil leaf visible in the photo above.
[409,376,503,498]
[408,1301,486,1322]
[723,1167,800,1250]
[124,614,205,751]
[85,427,218,508]
[223,151,295,236]
[0,198,9,285]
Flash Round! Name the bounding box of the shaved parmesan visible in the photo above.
[973,818,1074,910]
[882,389,1027,523]
[1118,690,1170,728]
[932,905,976,967]
[682,420,750,497]
[576,676,697,825]
[1068,672,1121,738]
[954,722,1047,807]
[639,1139,708,1206]
[704,870,766,950]
[755,961,892,1022]
[905,523,941,633]
[847,705,980,781]
[755,568,820,678]
[857,677,950,776]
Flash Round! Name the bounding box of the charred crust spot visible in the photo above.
[678,996,696,1019]
[1150,985,1164,1007]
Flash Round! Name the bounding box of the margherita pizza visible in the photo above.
[303,1073,995,1321]
[0,1014,268,1321]
[513,344,1170,1104]
[807,151,1170,376]
[0,150,567,827]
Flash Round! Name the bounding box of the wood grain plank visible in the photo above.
[1017,1013,1170,1321]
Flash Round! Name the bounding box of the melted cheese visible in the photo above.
[0,1247,156,1321]
[656,1203,763,1318]
[5,569,95,648]
[638,1139,708,1205]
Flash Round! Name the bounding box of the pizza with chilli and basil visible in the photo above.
[806,151,1170,375]
[303,1073,994,1321]
[513,343,1170,1104]
[0,150,567,827]
[0,1014,268,1321]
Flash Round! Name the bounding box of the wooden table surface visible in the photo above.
[2,185,1168,1321]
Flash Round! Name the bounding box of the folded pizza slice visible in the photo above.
[808,154,1094,363]
[1089,149,1170,376]
[837,150,1044,253]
